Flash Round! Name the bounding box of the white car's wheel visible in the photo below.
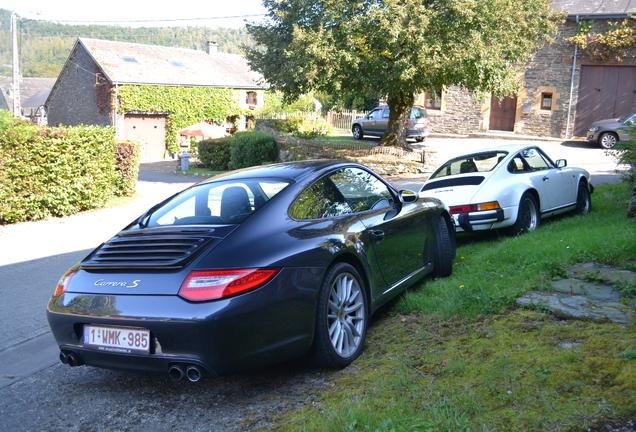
[574,183,592,215]
[507,193,540,236]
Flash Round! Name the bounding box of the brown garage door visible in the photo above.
[124,114,167,161]
[574,66,636,137]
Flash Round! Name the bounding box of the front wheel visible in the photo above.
[574,183,592,215]
[352,125,363,140]
[310,263,368,369]
[599,132,618,149]
[415,137,425,143]
[507,192,540,236]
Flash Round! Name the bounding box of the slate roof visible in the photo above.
[0,77,57,111]
[75,38,265,89]
[551,0,636,17]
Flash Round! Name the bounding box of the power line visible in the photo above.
[23,14,267,25]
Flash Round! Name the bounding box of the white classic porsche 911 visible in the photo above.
[420,144,594,235]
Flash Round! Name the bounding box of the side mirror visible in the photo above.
[399,190,419,203]
[556,159,567,168]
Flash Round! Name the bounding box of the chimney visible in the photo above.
[206,41,219,54]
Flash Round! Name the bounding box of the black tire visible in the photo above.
[431,216,454,278]
[415,137,425,142]
[599,132,618,149]
[507,192,540,236]
[352,125,363,140]
[310,263,368,368]
[574,183,592,215]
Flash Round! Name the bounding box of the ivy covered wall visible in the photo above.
[116,85,251,152]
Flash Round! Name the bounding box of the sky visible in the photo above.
[0,0,269,28]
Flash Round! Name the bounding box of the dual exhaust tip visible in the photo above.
[59,351,205,383]
[169,363,205,383]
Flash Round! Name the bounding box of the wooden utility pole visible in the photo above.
[11,13,20,117]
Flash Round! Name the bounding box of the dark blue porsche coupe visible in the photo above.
[47,160,455,381]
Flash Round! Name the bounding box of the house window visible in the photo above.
[424,90,441,110]
[246,91,258,106]
[541,93,553,110]
[120,56,139,63]
[168,60,186,67]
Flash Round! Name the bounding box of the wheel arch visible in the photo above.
[322,252,371,305]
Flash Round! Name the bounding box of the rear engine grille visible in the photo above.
[81,227,217,269]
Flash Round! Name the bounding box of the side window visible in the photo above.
[289,177,352,220]
[368,109,381,119]
[521,148,552,171]
[330,168,393,212]
[382,109,390,118]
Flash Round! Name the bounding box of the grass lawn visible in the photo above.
[269,182,636,432]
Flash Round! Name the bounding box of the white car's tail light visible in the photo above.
[179,269,280,301]
[450,201,500,215]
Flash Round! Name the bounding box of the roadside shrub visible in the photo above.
[230,131,278,169]
[198,137,232,170]
[268,114,333,139]
[0,113,120,224]
[113,141,141,196]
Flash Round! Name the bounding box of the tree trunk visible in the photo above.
[380,93,414,149]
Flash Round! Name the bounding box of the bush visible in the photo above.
[268,114,333,139]
[230,131,278,169]
[0,112,124,224]
[198,137,232,170]
[113,141,141,196]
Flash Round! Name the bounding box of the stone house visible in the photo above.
[422,0,636,140]
[45,38,266,160]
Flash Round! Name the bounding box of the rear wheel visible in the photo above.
[311,263,368,368]
[431,216,454,278]
[574,183,592,215]
[415,137,425,143]
[599,132,618,149]
[507,192,540,236]
[352,125,363,140]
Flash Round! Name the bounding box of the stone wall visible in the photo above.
[427,86,483,135]
[46,45,111,128]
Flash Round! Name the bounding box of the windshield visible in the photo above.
[140,179,290,227]
[430,151,508,179]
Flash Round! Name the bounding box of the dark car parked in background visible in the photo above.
[586,112,636,149]
[352,106,430,142]
[47,160,455,381]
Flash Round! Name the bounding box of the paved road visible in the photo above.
[0,137,625,430]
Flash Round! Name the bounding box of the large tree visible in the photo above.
[246,0,562,148]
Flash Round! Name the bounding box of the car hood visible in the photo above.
[419,175,486,206]
[590,118,622,128]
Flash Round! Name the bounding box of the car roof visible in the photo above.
[443,144,536,160]
[196,159,362,184]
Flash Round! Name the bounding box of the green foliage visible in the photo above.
[0,8,255,78]
[229,131,278,169]
[116,85,248,154]
[0,111,129,224]
[270,114,334,139]
[113,141,141,197]
[568,18,636,62]
[198,137,233,170]
[247,0,562,148]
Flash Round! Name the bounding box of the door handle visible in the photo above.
[370,230,384,243]
[542,176,549,182]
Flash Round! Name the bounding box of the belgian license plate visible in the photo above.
[83,325,150,355]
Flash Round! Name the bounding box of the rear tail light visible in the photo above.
[179,268,280,301]
[450,201,500,215]
[54,269,77,297]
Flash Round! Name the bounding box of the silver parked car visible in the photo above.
[352,106,430,142]
[586,112,636,149]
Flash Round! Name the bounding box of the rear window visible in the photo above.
[410,108,428,119]
[431,152,508,178]
[141,179,290,227]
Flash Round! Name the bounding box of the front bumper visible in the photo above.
[46,267,321,377]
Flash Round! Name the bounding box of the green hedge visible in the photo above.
[198,131,278,171]
[0,111,139,224]
[198,137,232,170]
[230,131,278,169]
[113,141,141,197]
